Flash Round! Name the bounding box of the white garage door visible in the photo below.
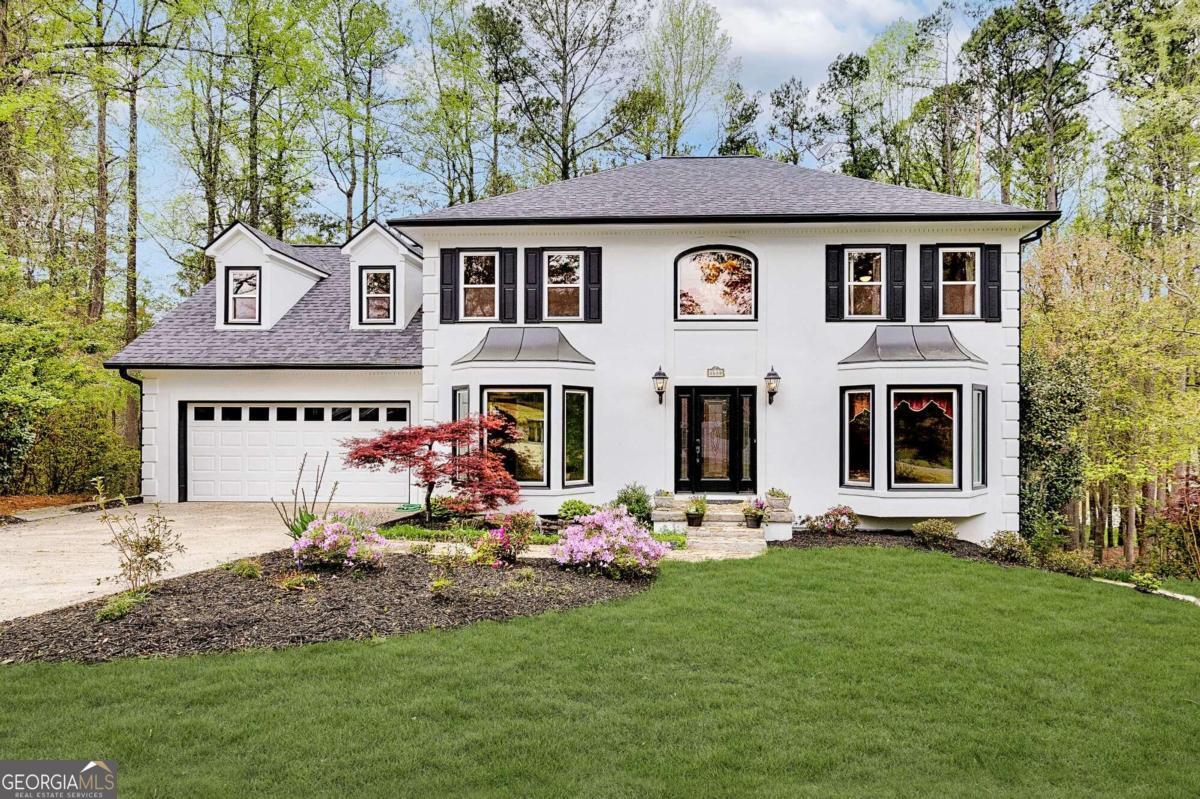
[186,402,410,503]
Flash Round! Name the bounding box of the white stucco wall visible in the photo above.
[413,221,1030,542]
[138,369,422,503]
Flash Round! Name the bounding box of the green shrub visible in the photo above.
[911,518,957,550]
[1041,549,1094,578]
[1135,518,1196,578]
[983,530,1032,566]
[766,487,790,499]
[429,576,453,596]
[484,509,541,538]
[1093,565,1134,583]
[222,559,262,579]
[652,532,687,549]
[800,505,859,535]
[614,483,653,525]
[558,499,594,521]
[275,571,319,591]
[1131,572,1162,593]
[686,496,708,515]
[95,590,150,622]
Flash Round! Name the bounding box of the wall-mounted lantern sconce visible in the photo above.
[765,366,781,404]
[652,367,669,404]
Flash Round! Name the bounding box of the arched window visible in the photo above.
[675,247,756,319]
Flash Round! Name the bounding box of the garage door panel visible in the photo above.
[187,402,408,503]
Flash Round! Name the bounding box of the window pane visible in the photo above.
[463,254,496,285]
[547,286,580,318]
[849,251,882,282]
[973,389,985,486]
[892,391,955,486]
[850,285,882,316]
[463,287,496,318]
[221,406,242,421]
[564,390,587,483]
[700,395,730,478]
[942,251,976,282]
[194,406,215,421]
[486,390,546,484]
[365,272,391,294]
[304,407,324,422]
[331,407,352,422]
[366,297,392,319]
[677,250,754,317]
[232,297,258,320]
[942,284,975,316]
[358,407,379,422]
[248,407,269,421]
[677,394,689,481]
[276,407,297,421]
[846,391,871,484]
[547,253,581,284]
[230,270,258,294]
[453,388,469,421]
[386,407,407,422]
[742,394,752,481]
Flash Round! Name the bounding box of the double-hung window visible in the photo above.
[227,267,260,324]
[461,252,499,320]
[846,248,885,318]
[361,267,394,324]
[939,247,980,318]
[544,251,584,320]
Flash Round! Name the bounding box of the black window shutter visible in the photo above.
[982,244,1002,322]
[825,245,843,321]
[499,248,518,323]
[887,244,907,322]
[584,247,602,323]
[919,244,938,322]
[524,248,543,323]
[440,248,458,324]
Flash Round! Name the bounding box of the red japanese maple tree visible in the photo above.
[344,413,521,524]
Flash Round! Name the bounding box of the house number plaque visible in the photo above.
[706,366,725,378]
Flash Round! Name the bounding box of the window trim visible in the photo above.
[673,244,758,321]
[480,385,551,489]
[840,386,874,489]
[887,385,962,491]
[359,265,396,325]
[224,266,261,325]
[543,249,585,321]
[938,246,981,319]
[844,246,888,320]
[459,250,501,321]
[562,386,593,487]
[972,384,987,489]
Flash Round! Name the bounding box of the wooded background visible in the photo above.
[1,0,1197,564]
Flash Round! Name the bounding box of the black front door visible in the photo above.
[675,387,756,493]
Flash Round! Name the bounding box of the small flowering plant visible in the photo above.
[801,505,859,535]
[470,526,529,568]
[552,506,670,579]
[742,497,767,521]
[292,510,386,570]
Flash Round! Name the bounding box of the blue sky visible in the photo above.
[136,0,945,299]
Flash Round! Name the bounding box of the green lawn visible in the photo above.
[2,547,1198,797]
[1160,575,1199,596]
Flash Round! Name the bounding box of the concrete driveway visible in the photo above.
[0,502,399,622]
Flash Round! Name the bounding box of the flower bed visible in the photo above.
[553,507,670,579]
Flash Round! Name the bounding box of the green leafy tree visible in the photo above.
[716,81,761,156]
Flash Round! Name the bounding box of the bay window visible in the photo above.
[972,386,987,488]
[890,387,959,489]
[226,267,260,324]
[841,387,873,487]
[563,387,591,485]
[675,247,756,319]
[483,387,548,487]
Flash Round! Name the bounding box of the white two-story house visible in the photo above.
[107,157,1057,542]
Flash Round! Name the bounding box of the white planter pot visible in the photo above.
[767,496,791,511]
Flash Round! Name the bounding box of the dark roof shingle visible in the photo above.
[393,156,1056,226]
[106,247,421,368]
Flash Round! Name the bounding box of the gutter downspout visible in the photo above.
[116,367,144,453]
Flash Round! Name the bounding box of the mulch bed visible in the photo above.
[0,493,92,516]
[771,529,988,561]
[0,551,648,664]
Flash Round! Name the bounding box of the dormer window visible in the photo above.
[360,266,395,324]
[226,267,260,325]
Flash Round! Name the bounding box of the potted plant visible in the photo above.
[653,489,674,509]
[766,487,791,511]
[685,496,707,527]
[742,497,767,529]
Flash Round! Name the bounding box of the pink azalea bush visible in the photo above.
[470,526,529,568]
[292,511,386,570]
[552,506,669,579]
[800,504,860,535]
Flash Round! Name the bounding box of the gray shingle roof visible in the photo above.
[235,222,332,275]
[392,156,1057,226]
[106,247,421,368]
